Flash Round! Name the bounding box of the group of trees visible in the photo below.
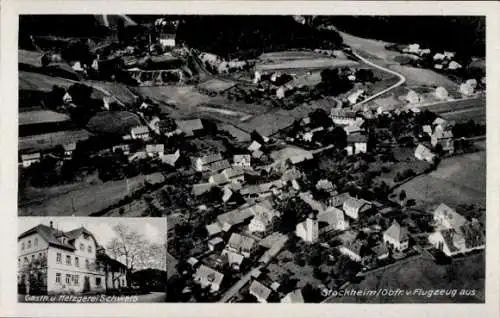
[176,16,343,60]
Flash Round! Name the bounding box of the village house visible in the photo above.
[302,126,324,142]
[233,154,251,168]
[414,143,436,163]
[159,33,176,47]
[248,140,262,153]
[18,222,126,294]
[281,288,304,303]
[342,196,372,220]
[206,222,223,238]
[193,265,224,293]
[63,142,76,160]
[161,149,181,166]
[130,125,150,140]
[146,144,165,157]
[330,108,358,126]
[431,129,454,153]
[192,182,214,197]
[318,207,350,234]
[345,133,368,155]
[428,221,485,257]
[422,125,433,136]
[216,207,255,232]
[296,213,319,243]
[175,119,204,137]
[383,221,410,252]
[191,153,224,172]
[225,233,257,258]
[328,192,353,208]
[221,167,245,183]
[338,240,365,262]
[21,153,41,168]
[208,237,225,252]
[112,144,130,155]
[220,249,245,271]
[248,200,280,236]
[343,118,365,136]
[249,280,272,303]
[240,180,285,200]
[208,172,229,186]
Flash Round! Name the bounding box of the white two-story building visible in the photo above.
[18,222,127,294]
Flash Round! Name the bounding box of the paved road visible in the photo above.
[351,51,406,107]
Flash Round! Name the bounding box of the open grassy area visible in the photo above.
[327,252,485,303]
[19,172,165,216]
[393,149,486,209]
[19,129,93,153]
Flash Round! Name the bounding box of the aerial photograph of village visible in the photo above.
[17,15,486,303]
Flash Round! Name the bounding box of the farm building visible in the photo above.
[405,90,423,104]
[414,143,436,163]
[19,110,74,137]
[345,133,368,155]
[175,119,204,137]
[130,125,150,140]
[20,152,41,168]
[330,108,358,126]
[249,280,272,303]
[383,221,410,251]
[338,240,365,262]
[428,221,485,257]
[193,265,224,293]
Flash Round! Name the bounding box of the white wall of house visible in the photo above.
[338,247,361,262]
[383,235,409,251]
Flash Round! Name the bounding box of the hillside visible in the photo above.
[316,16,485,58]
[176,16,344,59]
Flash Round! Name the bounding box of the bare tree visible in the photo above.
[107,224,166,288]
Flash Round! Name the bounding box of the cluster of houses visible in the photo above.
[400,44,462,71]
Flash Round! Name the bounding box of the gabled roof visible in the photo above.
[175,119,204,136]
[131,125,149,134]
[281,289,304,303]
[198,153,223,165]
[342,240,364,256]
[415,144,435,159]
[221,249,244,266]
[227,233,256,251]
[347,133,368,144]
[222,167,245,179]
[318,207,345,227]
[146,144,165,154]
[217,207,254,228]
[18,224,78,251]
[384,221,409,242]
[343,196,371,213]
[329,192,352,208]
[206,223,223,237]
[21,153,41,161]
[210,172,230,186]
[192,182,214,196]
[194,265,224,286]
[330,108,356,118]
[63,142,77,152]
[233,154,251,163]
[248,141,262,152]
[249,280,272,301]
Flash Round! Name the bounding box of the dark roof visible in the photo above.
[18,224,75,251]
[97,252,127,269]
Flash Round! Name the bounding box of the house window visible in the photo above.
[27,240,31,249]
[24,257,28,265]
[65,274,71,284]
[55,273,61,283]
[31,255,35,261]
[88,245,92,253]
[21,242,25,250]
[80,243,84,251]
[75,257,79,267]
[73,275,79,285]
[83,234,89,240]
[38,252,42,258]
[56,253,62,264]
[85,259,89,269]
[66,255,71,265]
[34,238,38,247]
[96,277,101,286]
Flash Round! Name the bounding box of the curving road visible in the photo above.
[351,50,406,107]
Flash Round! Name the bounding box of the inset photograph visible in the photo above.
[18,217,167,303]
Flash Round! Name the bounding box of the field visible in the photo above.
[255,50,358,74]
[86,111,142,135]
[440,107,486,124]
[393,148,486,209]
[18,172,165,216]
[19,49,43,68]
[388,64,459,95]
[19,110,71,126]
[19,129,93,153]
[198,78,237,93]
[19,71,107,100]
[327,252,484,303]
[84,80,138,106]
